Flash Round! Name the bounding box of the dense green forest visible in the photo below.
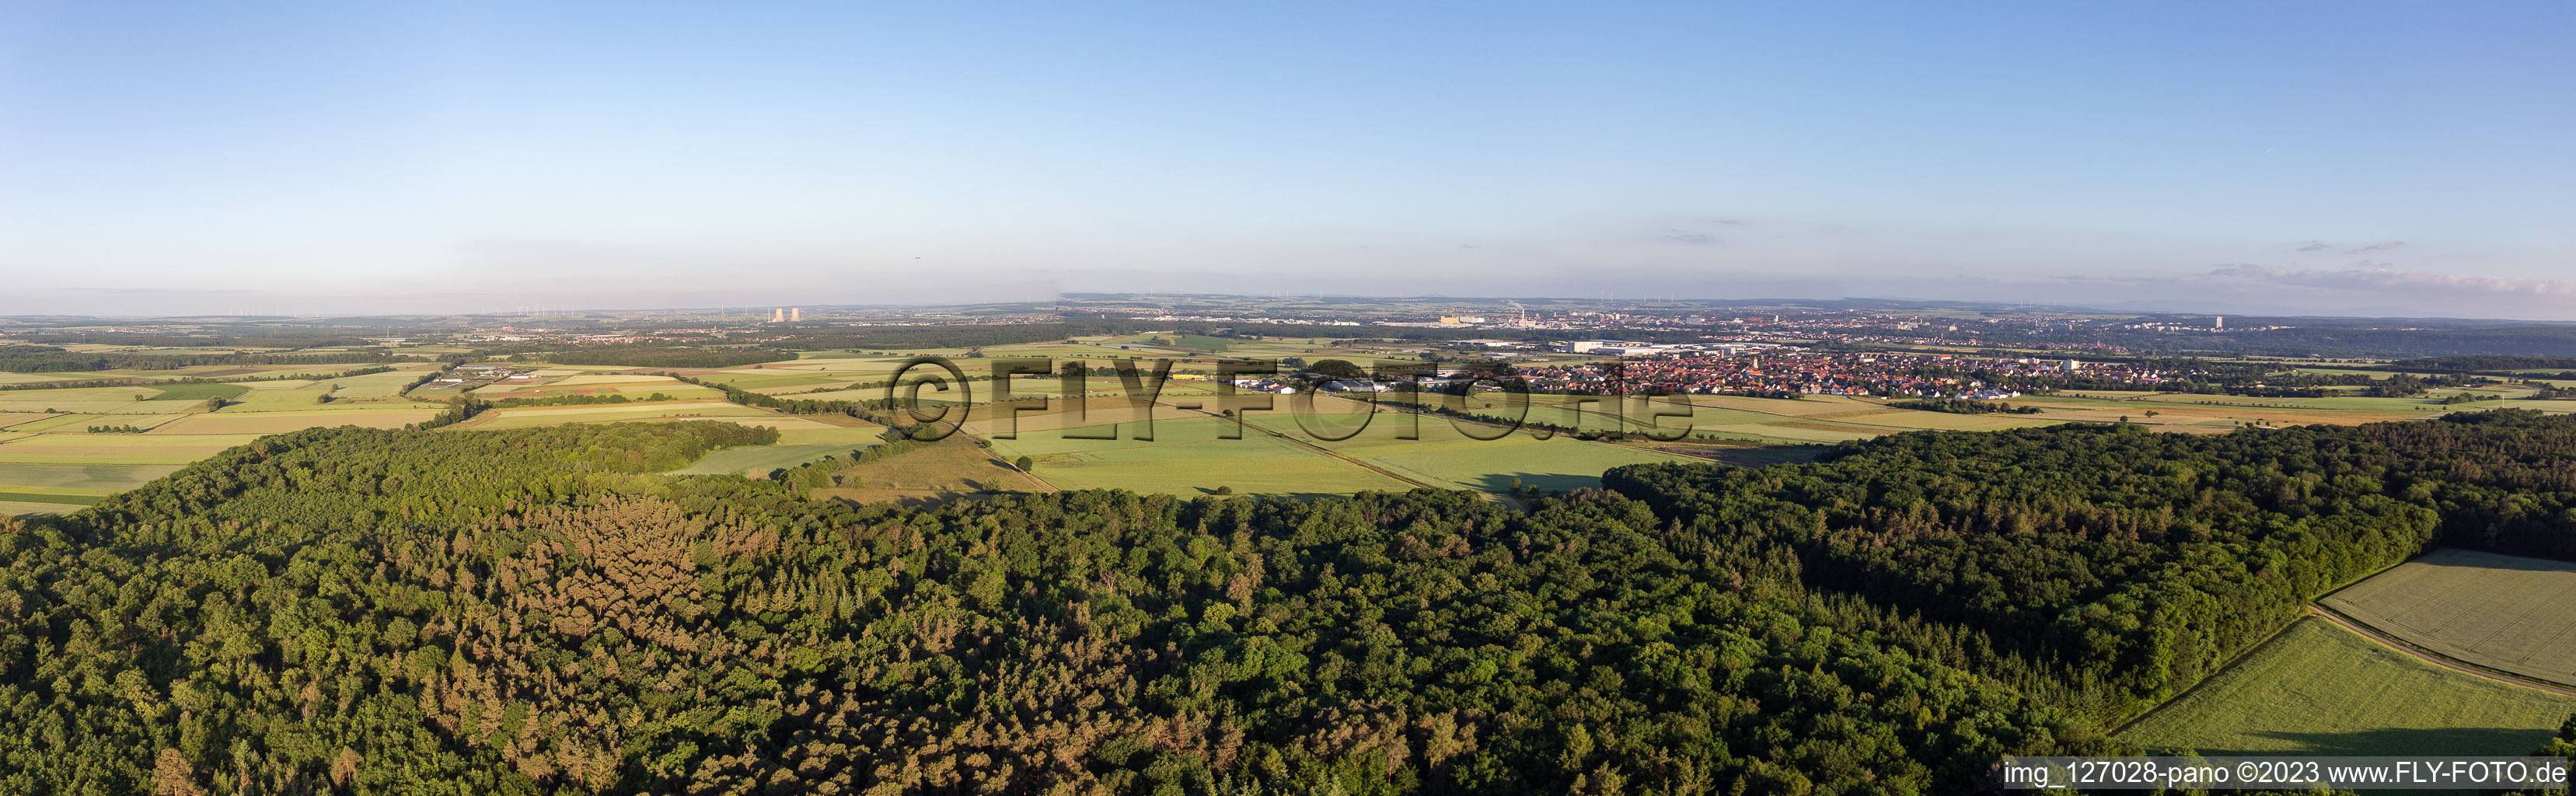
[4,413,2574,793]
[1608,410,2576,724]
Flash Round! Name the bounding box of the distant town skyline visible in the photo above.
[4,2,2570,319]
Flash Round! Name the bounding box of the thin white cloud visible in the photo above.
[2210,262,2576,297]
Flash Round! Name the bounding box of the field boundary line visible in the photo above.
[999,459,1059,493]
[2305,605,2576,697]
[2310,550,2433,604]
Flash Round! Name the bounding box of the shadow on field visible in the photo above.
[2225,726,2557,757]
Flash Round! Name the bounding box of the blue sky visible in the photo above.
[2,2,2570,318]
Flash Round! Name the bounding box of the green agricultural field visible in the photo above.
[985,416,1411,496]
[319,368,442,397]
[669,442,878,477]
[141,382,251,401]
[1168,335,1234,351]
[2118,620,2576,756]
[694,372,856,390]
[222,382,347,410]
[2322,549,2576,686]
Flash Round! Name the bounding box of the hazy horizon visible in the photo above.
[5,2,2571,319]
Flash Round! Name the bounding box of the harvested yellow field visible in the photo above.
[60,414,193,431]
[2025,400,2429,428]
[0,400,178,415]
[0,432,263,463]
[0,373,82,385]
[0,433,264,452]
[0,387,155,403]
[1685,394,1887,417]
[6,414,109,431]
[2,501,81,517]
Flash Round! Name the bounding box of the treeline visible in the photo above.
[1890,398,2044,414]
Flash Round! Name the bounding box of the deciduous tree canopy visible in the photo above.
[2,410,2572,794]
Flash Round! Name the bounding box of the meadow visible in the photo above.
[1236,396,1705,491]
[985,415,1412,496]
[805,435,1050,505]
[2117,619,2576,756]
[669,442,878,477]
[2321,549,2576,686]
